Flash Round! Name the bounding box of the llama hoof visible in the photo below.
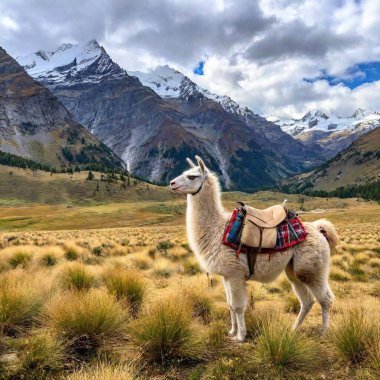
[232,335,245,343]
[228,329,237,337]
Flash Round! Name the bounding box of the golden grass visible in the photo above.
[0,196,379,378]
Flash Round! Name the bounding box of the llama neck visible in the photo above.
[186,175,226,267]
[186,177,225,226]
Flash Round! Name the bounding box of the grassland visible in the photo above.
[0,166,379,379]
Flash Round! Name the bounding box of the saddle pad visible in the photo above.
[222,209,308,253]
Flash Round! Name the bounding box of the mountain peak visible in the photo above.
[17,40,125,85]
[56,42,75,53]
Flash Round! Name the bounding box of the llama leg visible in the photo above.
[227,277,247,342]
[222,277,237,336]
[290,280,315,330]
[308,282,334,333]
[286,262,314,330]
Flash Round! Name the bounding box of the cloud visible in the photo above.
[0,0,379,118]
[243,20,357,63]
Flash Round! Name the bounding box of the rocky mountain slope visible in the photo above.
[129,65,323,170]
[17,41,322,191]
[273,109,380,159]
[0,47,123,170]
[280,127,380,193]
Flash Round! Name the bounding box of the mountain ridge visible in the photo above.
[273,108,380,159]
[17,40,323,191]
[0,46,124,170]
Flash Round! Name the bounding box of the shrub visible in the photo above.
[41,253,58,267]
[183,259,201,276]
[0,275,43,335]
[130,254,151,270]
[370,282,380,297]
[347,263,368,282]
[284,294,300,314]
[92,246,103,256]
[369,258,380,268]
[129,296,202,363]
[8,251,32,269]
[156,240,174,255]
[147,248,156,259]
[368,339,380,378]
[44,290,126,356]
[330,307,377,364]
[245,307,276,340]
[65,363,133,380]
[254,316,320,374]
[330,267,351,282]
[60,263,96,291]
[103,268,146,317]
[64,243,80,261]
[184,286,214,324]
[13,331,66,378]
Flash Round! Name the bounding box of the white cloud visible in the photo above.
[0,0,379,118]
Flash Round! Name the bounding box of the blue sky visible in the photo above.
[305,61,380,90]
[193,60,205,76]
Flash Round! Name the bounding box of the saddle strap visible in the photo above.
[247,247,258,278]
[258,227,263,253]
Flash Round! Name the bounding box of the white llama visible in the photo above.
[169,156,338,342]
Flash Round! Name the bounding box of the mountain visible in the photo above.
[128,64,324,167]
[17,41,321,191]
[280,127,380,194]
[274,109,380,159]
[128,65,254,118]
[0,47,123,170]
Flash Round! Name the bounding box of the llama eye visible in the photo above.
[187,175,199,180]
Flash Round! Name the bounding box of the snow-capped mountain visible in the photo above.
[0,47,123,169]
[16,40,323,190]
[17,40,125,86]
[128,65,255,119]
[273,109,380,158]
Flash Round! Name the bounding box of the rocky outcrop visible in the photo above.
[0,47,123,170]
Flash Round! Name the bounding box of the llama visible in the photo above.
[169,156,338,342]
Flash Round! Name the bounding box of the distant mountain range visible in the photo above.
[273,109,380,159]
[0,47,123,170]
[280,126,380,194]
[16,40,322,191]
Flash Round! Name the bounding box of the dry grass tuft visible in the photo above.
[0,272,43,335]
[183,284,215,324]
[65,363,134,380]
[44,289,127,356]
[59,263,96,291]
[254,315,321,375]
[12,330,66,379]
[330,307,378,364]
[284,293,301,314]
[129,295,203,363]
[103,267,146,317]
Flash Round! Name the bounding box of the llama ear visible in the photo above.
[186,157,196,168]
[195,155,206,174]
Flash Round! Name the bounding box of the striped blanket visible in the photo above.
[222,209,307,254]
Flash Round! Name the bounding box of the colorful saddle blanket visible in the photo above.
[222,208,307,254]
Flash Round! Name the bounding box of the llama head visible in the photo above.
[169,155,208,194]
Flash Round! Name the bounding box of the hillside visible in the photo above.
[17,41,322,191]
[0,47,123,171]
[280,127,380,195]
[0,165,175,205]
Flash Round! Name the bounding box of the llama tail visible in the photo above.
[312,219,339,252]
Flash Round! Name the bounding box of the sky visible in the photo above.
[0,0,379,119]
